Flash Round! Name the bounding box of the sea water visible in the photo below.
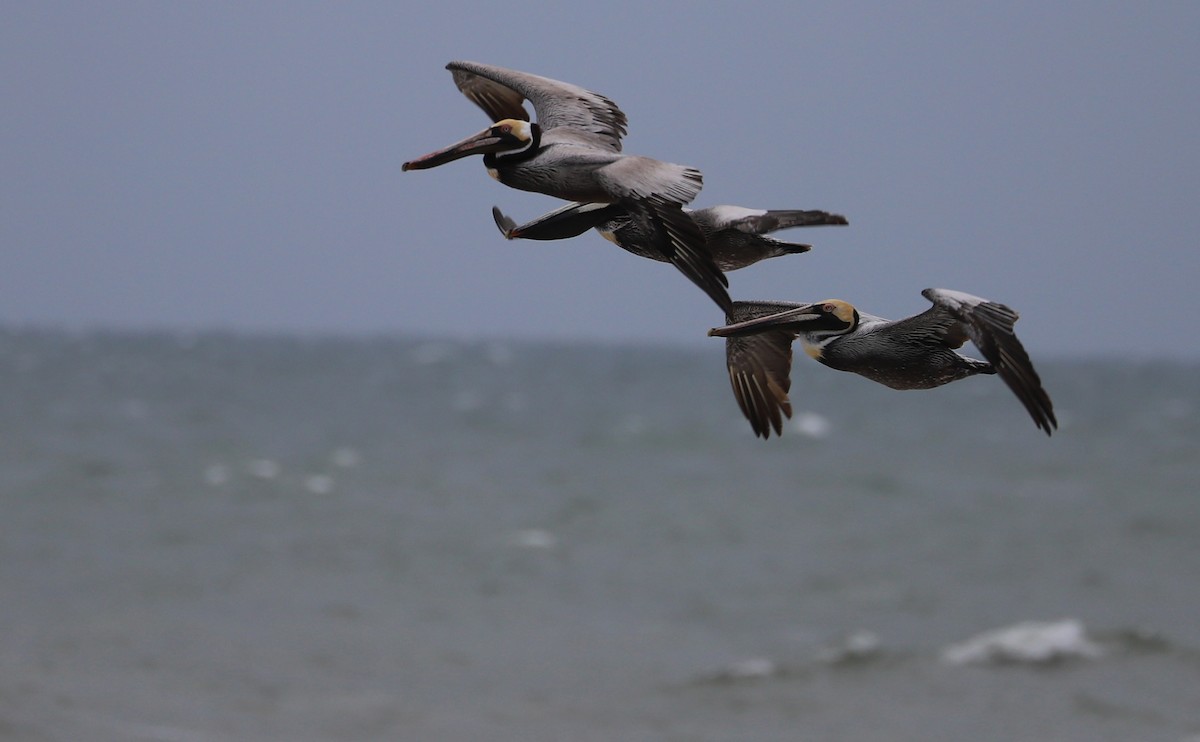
[2,328,1198,741]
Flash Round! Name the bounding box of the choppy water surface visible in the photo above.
[2,328,1198,741]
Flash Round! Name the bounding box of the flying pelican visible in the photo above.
[402,61,731,311]
[491,202,849,272]
[708,288,1057,438]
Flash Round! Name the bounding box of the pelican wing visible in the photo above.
[695,206,849,235]
[623,196,731,312]
[723,302,806,439]
[883,300,969,349]
[447,61,627,152]
[597,156,704,206]
[922,288,1058,434]
[449,68,530,123]
[491,202,622,241]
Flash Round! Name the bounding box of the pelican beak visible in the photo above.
[708,304,824,337]
[402,127,508,171]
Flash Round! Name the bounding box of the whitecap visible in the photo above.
[247,458,281,480]
[941,618,1103,665]
[331,447,361,468]
[304,474,335,495]
[817,629,883,665]
[791,411,832,439]
[697,657,780,684]
[722,657,777,679]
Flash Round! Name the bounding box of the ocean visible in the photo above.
[2,327,1198,741]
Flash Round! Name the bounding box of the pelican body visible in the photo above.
[492,202,849,272]
[709,288,1057,438]
[403,61,730,310]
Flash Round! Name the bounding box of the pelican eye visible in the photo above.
[823,303,837,313]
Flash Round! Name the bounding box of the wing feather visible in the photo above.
[923,288,1057,434]
[696,207,849,234]
[625,197,730,312]
[722,302,806,438]
[447,61,627,152]
[596,157,704,205]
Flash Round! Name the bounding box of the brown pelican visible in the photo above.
[402,61,731,310]
[708,288,1057,438]
[491,202,849,272]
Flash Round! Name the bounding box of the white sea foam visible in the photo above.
[506,528,558,549]
[791,411,832,439]
[304,474,335,495]
[701,657,780,683]
[941,619,1103,665]
[331,447,361,468]
[817,629,883,664]
[247,458,281,479]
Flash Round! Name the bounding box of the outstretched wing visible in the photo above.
[449,67,530,123]
[922,288,1057,435]
[722,301,808,439]
[447,61,627,152]
[596,156,704,207]
[623,196,730,313]
[697,206,849,235]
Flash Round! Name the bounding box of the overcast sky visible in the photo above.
[4,2,1198,358]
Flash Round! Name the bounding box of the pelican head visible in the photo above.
[708,300,857,338]
[402,119,537,171]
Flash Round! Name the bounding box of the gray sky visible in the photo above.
[4,2,1198,358]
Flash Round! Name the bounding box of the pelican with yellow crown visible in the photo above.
[402,61,730,311]
[708,288,1057,438]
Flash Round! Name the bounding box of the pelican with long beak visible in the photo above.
[402,61,730,311]
[491,202,849,273]
[708,288,1057,438]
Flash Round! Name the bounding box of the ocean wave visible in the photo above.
[941,618,1104,665]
